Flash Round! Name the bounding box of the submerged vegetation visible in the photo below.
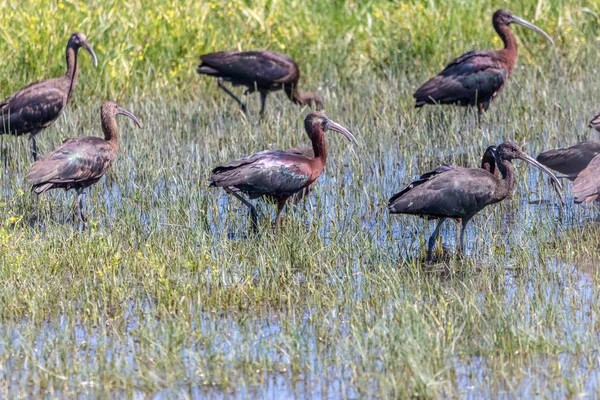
[1,0,600,397]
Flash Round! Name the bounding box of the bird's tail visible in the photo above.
[32,183,53,195]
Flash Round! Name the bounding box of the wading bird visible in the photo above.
[27,101,141,223]
[197,51,323,117]
[388,142,562,261]
[589,111,600,132]
[572,154,600,203]
[413,9,553,124]
[209,111,356,234]
[0,32,98,161]
[536,142,600,180]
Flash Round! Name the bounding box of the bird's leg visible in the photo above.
[29,131,39,162]
[259,92,268,119]
[224,187,258,234]
[477,104,483,128]
[427,218,447,261]
[458,217,472,255]
[274,198,287,236]
[217,78,247,114]
[73,188,88,223]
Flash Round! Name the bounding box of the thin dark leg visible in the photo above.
[29,132,39,162]
[224,187,258,233]
[427,218,446,261]
[259,92,268,118]
[477,104,483,128]
[274,198,287,236]
[217,78,247,114]
[459,217,471,254]
[74,188,88,223]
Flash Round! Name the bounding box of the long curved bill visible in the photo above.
[117,106,142,128]
[326,120,358,145]
[512,15,554,44]
[519,153,565,204]
[82,41,98,67]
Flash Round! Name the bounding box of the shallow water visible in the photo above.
[2,76,600,397]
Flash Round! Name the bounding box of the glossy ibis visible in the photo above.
[209,111,356,234]
[413,9,553,123]
[197,51,323,117]
[0,32,98,161]
[537,142,600,180]
[27,101,141,222]
[589,111,600,132]
[388,142,562,261]
[572,154,600,203]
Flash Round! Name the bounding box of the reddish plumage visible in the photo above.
[572,155,600,204]
[0,32,97,161]
[209,111,356,234]
[413,9,552,123]
[197,51,323,117]
[27,101,141,222]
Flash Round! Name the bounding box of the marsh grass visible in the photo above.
[2,0,600,398]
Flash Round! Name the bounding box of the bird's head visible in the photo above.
[68,32,98,67]
[493,9,553,44]
[101,101,142,128]
[304,112,357,145]
[495,142,564,201]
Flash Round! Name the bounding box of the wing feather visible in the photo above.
[572,155,600,203]
[0,79,66,135]
[414,51,507,107]
[27,137,114,193]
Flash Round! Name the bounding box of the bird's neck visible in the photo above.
[494,22,518,70]
[496,158,516,196]
[102,116,119,148]
[308,126,327,168]
[289,88,322,109]
[64,45,79,102]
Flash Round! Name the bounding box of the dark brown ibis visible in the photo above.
[589,111,600,132]
[388,142,562,261]
[572,154,600,203]
[26,101,141,222]
[536,142,600,180]
[413,9,553,123]
[209,111,356,234]
[0,32,98,161]
[197,51,323,117]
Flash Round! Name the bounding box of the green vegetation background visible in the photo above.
[1,0,598,98]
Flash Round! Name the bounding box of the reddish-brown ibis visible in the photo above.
[27,101,141,222]
[589,111,600,132]
[413,9,553,123]
[572,155,600,203]
[388,142,562,260]
[197,51,323,117]
[537,142,600,180]
[0,32,98,161]
[209,111,356,234]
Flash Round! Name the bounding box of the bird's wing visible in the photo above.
[413,51,507,106]
[199,51,294,85]
[537,142,600,176]
[388,168,497,218]
[0,81,65,134]
[572,155,600,203]
[27,137,113,187]
[210,150,312,196]
[388,165,460,205]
